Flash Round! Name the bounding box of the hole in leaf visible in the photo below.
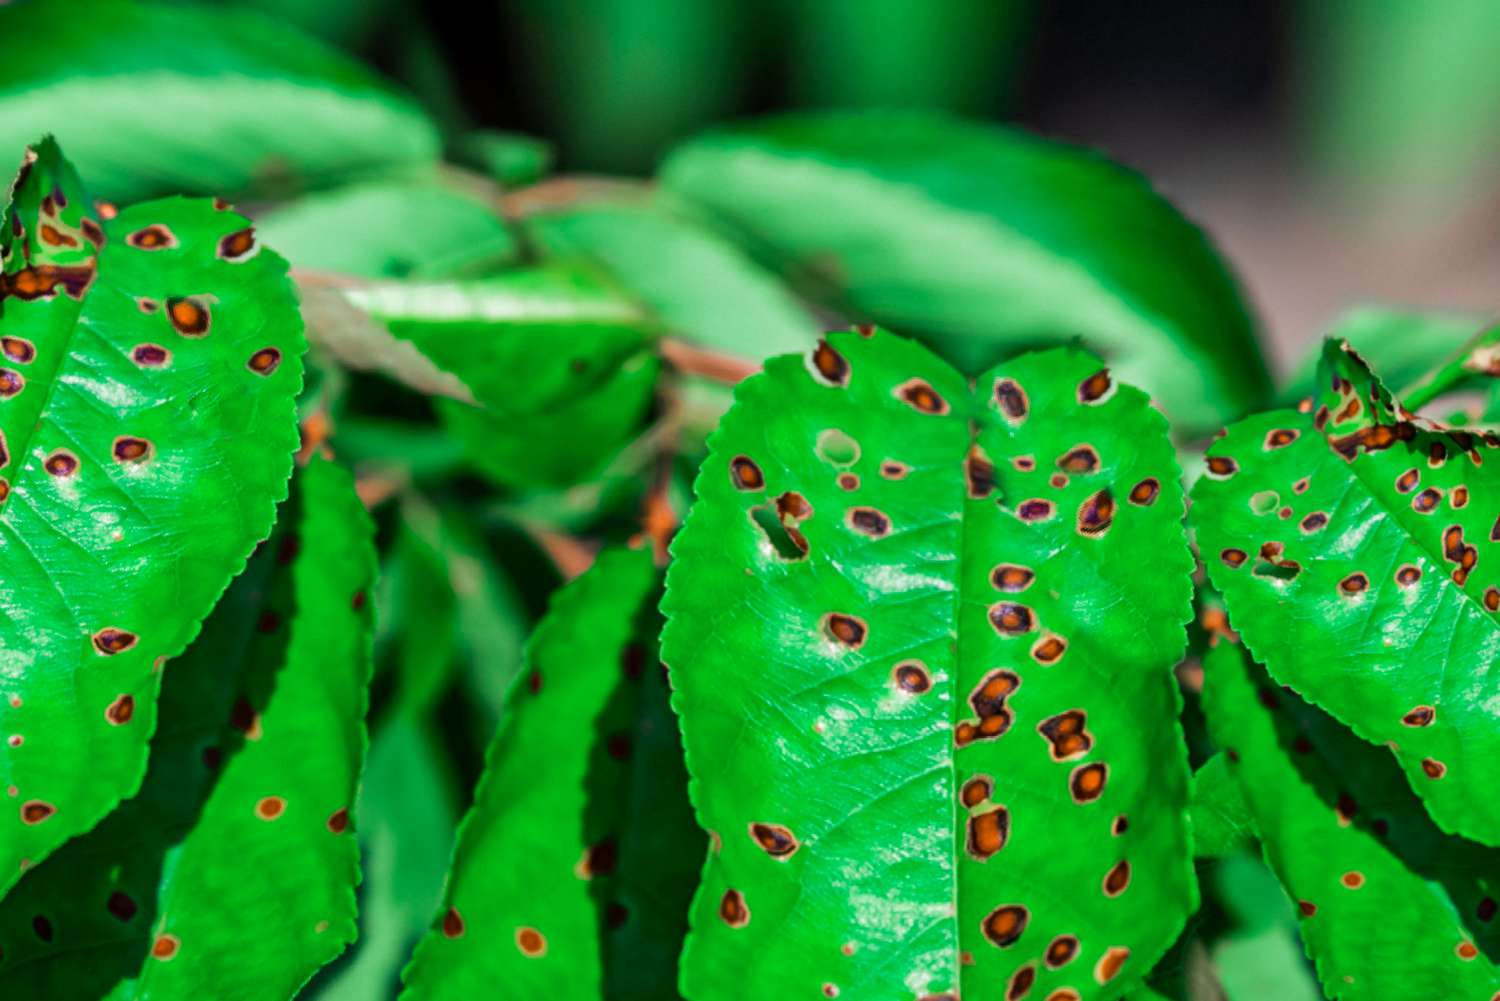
[750,496,810,560]
[1249,490,1279,515]
[815,429,860,467]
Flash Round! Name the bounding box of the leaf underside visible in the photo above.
[662,329,1196,999]
[1201,637,1500,1001]
[0,139,305,891]
[0,456,377,999]
[1194,339,1500,845]
[401,546,699,999]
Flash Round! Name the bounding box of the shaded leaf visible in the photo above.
[1200,637,1500,999]
[1194,339,1500,844]
[662,329,1195,998]
[527,200,820,363]
[401,546,699,998]
[455,130,556,189]
[0,456,377,998]
[660,111,1269,430]
[0,139,304,891]
[0,0,436,203]
[1190,753,1254,859]
[258,180,518,280]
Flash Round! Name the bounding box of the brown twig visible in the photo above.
[659,338,759,385]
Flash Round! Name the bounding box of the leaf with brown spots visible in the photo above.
[0,139,304,893]
[1202,637,1500,1000]
[401,547,700,1000]
[0,458,375,998]
[663,328,1195,999]
[1194,339,1500,844]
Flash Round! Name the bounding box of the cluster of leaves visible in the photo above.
[3,4,1500,1000]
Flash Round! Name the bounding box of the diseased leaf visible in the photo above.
[662,329,1195,998]
[1194,339,1500,844]
[1282,307,1490,402]
[1190,753,1254,859]
[1200,637,1500,1000]
[0,140,304,891]
[401,546,699,999]
[0,456,377,998]
[258,181,518,280]
[660,111,1269,430]
[0,0,438,202]
[527,200,820,362]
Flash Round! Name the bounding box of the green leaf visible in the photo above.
[0,0,438,202]
[1193,339,1500,844]
[1190,753,1254,859]
[401,546,700,999]
[1200,637,1500,999]
[258,181,518,280]
[662,329,1195,998]
[1281,306,1490,402]
[455,130,556,189]
[0,455,377,998]
[526,200,820,363]
[659,111,1270,430]
[0,139,304,892]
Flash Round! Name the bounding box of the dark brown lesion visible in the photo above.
[966,805,1009,860]
[809,339,851,386]
[441,907,464,938]
[1111,815,1128,836]
[1421,757,1446,779]
[1102,859,1131,896]
[1486,587,1500,612]
[106,891,137,922]
[823,613,867,649]
[749,822,799,859]
[729,455,764,491]
[1127,477,1160,506]
[1337,572,1369,595]
[1016,498,1055,523]
[994,377,1028,422]
[988,603,1036,636]
[1045,934,1080,969]
[126,224,177,250]
[92,628,137,655]
[1452,485,1470,509]
[1069,762,1108,803]
[1076,489,1115,536]
[1395,468,1420,493]
[0,336,35,364]
[1402,704,1435,727]
[1006,964,1036,999]
[965,446,996,499]
[968,670,1019,719]
[218,226,257,260]
[1395,564,1422,587]
[960,775,993,808]
[1204,455,1238,479]
[131,344,170,367]
[991,564,1035,592]
[166,296,210,337]
[1264,428,1299,450]
[1077,369,1112,404]
[1411,487,1443,513]
[1220,548,1248,568]
[0,368,23,399]
[44,449,78,478]
[880,460,910,480]
[1057,444,1100,474]
[0,263,97,301]
[894,378,949,415]
[847,507,891,538]
[104,694,134,725]
[1095,946,1131,984]
[1038,710,1091,760]
[20,800,54,824]
[893,661,932,694]
[1030,634,1067,665]
[719,889,750,927]
[1299,512,1328,534]
[980,904,1028,948]
[113,436,151,463]
[1442,524,1478,585]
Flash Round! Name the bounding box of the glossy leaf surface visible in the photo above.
[0,0,438,202]
[663,329,1195,998]
[1201,637,1500,1000]
[1194,340,1500,844]
[259,181,518,280]
[402,546,699,999]
[300,265,661,488]
[0,456,377,998]
[660,111,1269,430]
[0,140,304,891]
[1190,753,1254,859]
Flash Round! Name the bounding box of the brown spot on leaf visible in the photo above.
[93,628,137,655]
[105,694,134,725]
[247,347,282,375]
[1057,445,1100,474]
[966,447,996,498]
[127,225,176,250]
[1031,634,1067,665]
[166,296,209,336]
[1338,573,1369,595]
[1341,871,1365,889]
[749,822,798,859]
[1128,478,1160,505]
[1413,488,1443,513]
[719,889,750,927]
[981,904,1028,948]
[847,507,891,538]
[256,796,286,820]
[1007,965,1036,999]
[1205,456,1238,479]
[1094,947,1130,984]
[1221,548,1248,568]
[895,378,948,414]
[327,808,350,834]
[45,450,78,478]
[1017,498,1055,522]
[991,564,1035,592]
[1103,860,1131,896]
[1076,489,1115,536]
[894,662,931,694]
[1070,763,1107,803]
[152,933,179,959]
[20,801,54,825]
[1299,512,1328,534]
[960,775,993,808]
[966,805,1009,859]
[729,455,763,491]
[218,227,256,260]
[989,602,1036,636]
[823,613,866,649]
[0,337,34,364]
[113,436,151,463]
[1396,564,1422,587]
[1039,710,1092,761]
[809,339,849,386]
[1264,428,1299,450]
[880,460,909,480]
[442,907,464,938]
[132,343,170,367]
[1422,757,1447,779]
[994,377,1028,422]
[1045,935,1079,969]
[1078,369,1113,403]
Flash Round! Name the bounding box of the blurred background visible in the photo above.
[320,0,1500,373]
